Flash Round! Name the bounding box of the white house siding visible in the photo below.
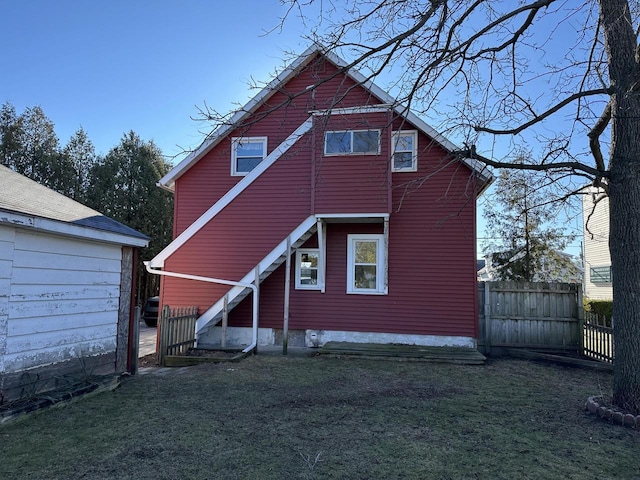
[0,226,15,379]
[582,188,612,300]
[2,227,123,373]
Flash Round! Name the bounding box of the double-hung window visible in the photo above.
[391,130,418,172]
[590,266,612,283]
[295,249,321,290]
[324,130,380,155]
[347,234,386,294]
[231,137,267,175]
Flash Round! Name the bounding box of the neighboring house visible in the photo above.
[147,46,492,350]
[0,165,148,402]
[582,186,612,300]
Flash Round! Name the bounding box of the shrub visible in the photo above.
[584,299,613,326]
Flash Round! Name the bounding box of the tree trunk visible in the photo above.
[601,0,640,413]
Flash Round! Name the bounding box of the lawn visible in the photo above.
[0,355,637,480]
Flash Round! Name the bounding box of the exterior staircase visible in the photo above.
[195,215,318,337]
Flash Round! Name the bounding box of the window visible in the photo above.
[324,130,380,155]
[231,137,267,175]
[590,266,612,283]
[295,249,321,290]
[347,234,386,294]
[392,130,418,172]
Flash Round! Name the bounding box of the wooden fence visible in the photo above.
[582,312,614,363]
[478,281,582,355]
[158,305,199,366]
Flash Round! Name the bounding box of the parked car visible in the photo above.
[142,296,159,327]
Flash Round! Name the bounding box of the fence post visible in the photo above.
[221,295,228,349]
[484,282,491,355]
[577,284,584,356]
[158,305,170,367]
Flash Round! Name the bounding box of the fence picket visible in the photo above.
[157,305,199,366]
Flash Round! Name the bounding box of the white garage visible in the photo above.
[0,165,148,403]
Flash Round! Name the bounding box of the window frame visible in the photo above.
[391,130,418,172]
[231,136,268,176]
[324,130,381,156]
[346,234,387,295]
[295,248,321,290]
[590,265,612,284]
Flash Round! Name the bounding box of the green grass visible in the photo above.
[0,356,637,480]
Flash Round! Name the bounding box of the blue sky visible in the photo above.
[1,1,583,257]
[1,0,309,158]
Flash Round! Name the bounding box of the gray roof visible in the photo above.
[0,165,149,242]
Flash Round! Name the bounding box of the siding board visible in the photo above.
[1,228,123,373]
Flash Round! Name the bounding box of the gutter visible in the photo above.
[144,262,259,354]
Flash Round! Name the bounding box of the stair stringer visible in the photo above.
[195,215,318,337]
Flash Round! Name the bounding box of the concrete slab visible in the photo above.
[139,322,157,357]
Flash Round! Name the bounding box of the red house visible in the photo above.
[147,47,492,352]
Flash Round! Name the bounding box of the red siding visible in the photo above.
[313,113,391,214]
[161,53,480,338]
[227,128,479,337]
[161,138,313,311]
[173,55,385,235]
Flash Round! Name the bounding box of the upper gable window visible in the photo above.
[392,130,418,172]
[324,130,380,156]
[231,137,267,176]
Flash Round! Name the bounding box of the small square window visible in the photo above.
[295,249,321,290]
[231,137,267,175]
[392,130,418,172]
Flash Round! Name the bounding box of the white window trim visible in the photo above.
[324,130,381,156]
[346,234,387,295]
[391,130,418,172]
[590,265,612,284]
[231,136,268,176]
[295,248,321,290]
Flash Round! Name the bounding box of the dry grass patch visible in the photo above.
[0,356,637,479]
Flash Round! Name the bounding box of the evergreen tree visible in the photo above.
[62,128,97,202]
[483,160,579,283]
[87,131,174,301]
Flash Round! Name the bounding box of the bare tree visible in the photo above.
[253,0,638,412]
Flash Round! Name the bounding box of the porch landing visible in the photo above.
[318,342,486,364]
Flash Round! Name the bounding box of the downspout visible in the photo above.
[144,262,259,354]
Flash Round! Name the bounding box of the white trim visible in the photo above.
[310,104,393,116]
[316,213,389,220]
[346,233,387,295]
[295,248,321,290]
[158,46,492,191]
[317,219,326,293]
[391,130,418,172]
[231,136,268,176]
[148,118,313,268]
[324,129,381,156]
[0,210,149,247]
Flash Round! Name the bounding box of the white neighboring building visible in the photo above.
[0,165,148,402]
[582,186,612,300]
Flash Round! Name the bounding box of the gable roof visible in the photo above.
[159,45,493,192]
[0,165,149,247]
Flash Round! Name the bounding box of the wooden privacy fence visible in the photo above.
[583,311,614,363]
[478,281,582,355]
[158,305,199,366]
